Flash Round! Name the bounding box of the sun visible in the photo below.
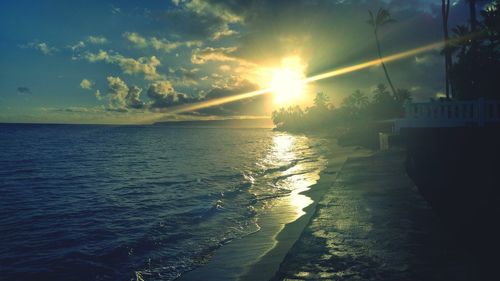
[269,57,306,106]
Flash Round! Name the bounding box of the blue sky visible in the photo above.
[0,0,474,124]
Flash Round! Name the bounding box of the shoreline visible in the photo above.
[239,143,371,281]
[272,149,481,280]
[177,139,371,281]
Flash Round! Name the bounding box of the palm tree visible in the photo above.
[313,92,329,109]
[442,0,452,98]
[368,8,397,96]
[467,0,478,32]
[351,90,369,109]
[450,25,470,58]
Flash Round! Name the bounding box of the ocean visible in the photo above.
[0,124,327,281]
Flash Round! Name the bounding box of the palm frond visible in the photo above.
[367,10,375,26]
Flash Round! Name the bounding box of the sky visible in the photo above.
[0,0,475,124]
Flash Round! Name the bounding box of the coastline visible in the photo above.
[272,149,480,281]
[239,141,371,281]
[177,138,371,281]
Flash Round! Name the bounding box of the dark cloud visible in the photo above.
[127,85,145,109]
[155,0,253,40]
[17,87,32,95]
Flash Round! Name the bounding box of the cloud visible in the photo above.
[80,79,94,90]
[127,86,145,109]
[20,41,58,55]
[169,67,200,86]
[147,80,195,108]
[95,89,103,100]
[178,0,243,24]
[68,41,86,51]
[107,76,129,109]
[17,87,32,95]
[84,50,110,62]
[123,32,202,53]
[191,46,241,64]
[124,32,148,48]
[87,35,109,44]
[414,53,440,66]
[159,0,244,40]
[42,106,103,113]
[84,50,163,80]
[110,4,121,15]
[196,78,270,116]
[212,25,239,40]
[105,76,147,110]
[67,36,107,53]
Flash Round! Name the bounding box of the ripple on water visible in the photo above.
[0,125,327,280]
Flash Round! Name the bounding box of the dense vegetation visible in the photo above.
[272,85,410,148]
[272,2,500,148]
[449,1,500,99]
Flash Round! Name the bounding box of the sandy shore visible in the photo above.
[272,149,481,281]
[177,139,370,281]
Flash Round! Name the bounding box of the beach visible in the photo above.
[179,144,483,281]
[178,139,371,281]
[272,149,482,281]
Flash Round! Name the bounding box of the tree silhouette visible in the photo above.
[442,0,452,98]
[313,92,329,109]
[342,90,369,110]
[450,1,500,100]
[450,25,470,58]
[368,8,397,96]
[467,0,479,32]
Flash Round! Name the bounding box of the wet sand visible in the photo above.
[177,140,370,281]
[272,150,480,281]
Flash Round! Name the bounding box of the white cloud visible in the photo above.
[68,41,86,51]
[123,32,202,53]
[415,55,439,66]
[83,50,163,80]
[105,77,146,109]
[124,32,148,48]
[191,46,239,64]
[95,89,103,100]
[172,0,241,40]
[147,80,192,108]
[87,35,109,44]
[169,67,200,86]
[181,0,243,24]
[80,79,94,90]
[107,76,129,109]
[211,25,238,40]
[20,41,58,55]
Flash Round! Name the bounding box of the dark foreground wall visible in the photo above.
[403,127,500,275]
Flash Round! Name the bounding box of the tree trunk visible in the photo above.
[374,31,397,96]
[442,0,453,99]
[469,0,478,32]
[468,0,478,98]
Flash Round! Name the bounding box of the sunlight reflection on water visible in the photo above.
[267,133,325,221]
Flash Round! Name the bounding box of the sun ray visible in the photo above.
[166,39,455,115]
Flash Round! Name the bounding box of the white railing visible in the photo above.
[395,98,500,132]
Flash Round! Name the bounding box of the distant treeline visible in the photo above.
[272,84,410,148]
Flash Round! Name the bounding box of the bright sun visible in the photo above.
[269,57,306,105]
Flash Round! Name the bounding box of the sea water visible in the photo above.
[0,124,327,280]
